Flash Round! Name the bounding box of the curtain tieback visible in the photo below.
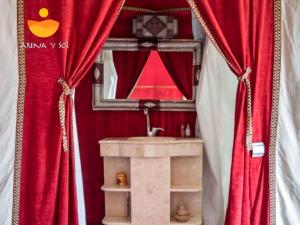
[238,67,252,151]
[58,77,72,152]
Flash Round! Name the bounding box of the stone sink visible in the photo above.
[99,137,203,158]
[127,136,176,141]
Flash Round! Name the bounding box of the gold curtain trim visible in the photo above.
[122,6,191,13]
[58,78,72,152]
[270,1,282,224]
[186,0,236,69]
[238,67,253,150]
[13,0,26,224]
[187,0,254,150]
[56,0,125,153]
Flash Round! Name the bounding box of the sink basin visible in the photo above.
[127,136,175,141]
[100,137,203,157]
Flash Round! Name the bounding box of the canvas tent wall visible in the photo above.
[0,1,299,225]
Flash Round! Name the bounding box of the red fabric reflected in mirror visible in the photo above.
[114,51,150,98]
[129,51,184,100]
[158,51,193,99]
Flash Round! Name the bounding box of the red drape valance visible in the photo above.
[186,0,274,224]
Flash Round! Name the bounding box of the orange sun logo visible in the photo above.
[27,8,59,38]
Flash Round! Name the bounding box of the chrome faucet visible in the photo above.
[144,108,164,137]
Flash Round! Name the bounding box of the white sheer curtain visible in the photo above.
[0,0,18,224]
[94,50,118,99]
[193,12,238,225]
[72,91,87,225]
[103,50,118,99]
[192,12,206,40]
[276,1,300,224]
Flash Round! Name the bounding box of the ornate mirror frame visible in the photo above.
[92,38,203,111]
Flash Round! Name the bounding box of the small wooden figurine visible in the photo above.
[174,201,191,222]
[116,172,127,186]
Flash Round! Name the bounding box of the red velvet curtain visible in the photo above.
[21,1,124,224]
[158,52,194,99]
[114,51,150,98]
[187,0,274,224]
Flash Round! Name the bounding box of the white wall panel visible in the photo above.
[196,39,237,225]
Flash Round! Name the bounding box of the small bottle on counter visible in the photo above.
[180,124,185,137]
[185,124,191,138]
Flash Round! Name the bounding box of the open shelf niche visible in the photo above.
[102,157,131,225]
[170,156,203,225]
[170,192,202,225]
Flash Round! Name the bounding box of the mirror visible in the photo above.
[93,38,203,111]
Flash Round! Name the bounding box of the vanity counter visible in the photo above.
[100,137,203,225]
[99,137,203,157]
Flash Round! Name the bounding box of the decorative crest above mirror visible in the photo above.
[92,38,203,111]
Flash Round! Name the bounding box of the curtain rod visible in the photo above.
[122,6,191,13]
